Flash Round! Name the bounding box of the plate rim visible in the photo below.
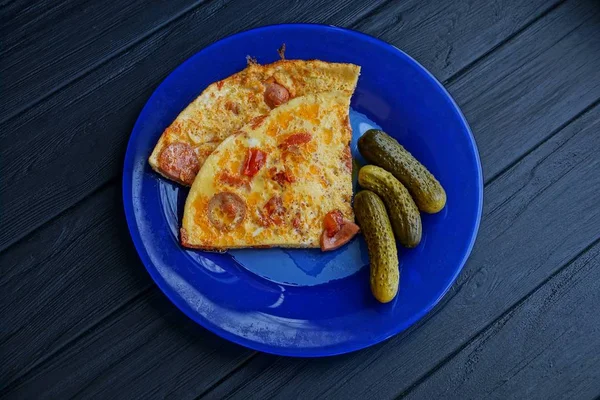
[122,23,484,357]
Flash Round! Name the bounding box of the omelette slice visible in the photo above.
[181,91,359,251]
[149,59,360,185]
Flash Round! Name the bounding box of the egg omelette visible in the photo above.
[181,91,360,251]
[148,59,360,185]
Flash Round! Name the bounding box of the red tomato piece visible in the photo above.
[292,213,302,231]
[242,148,267,177]
[279,133,312,149]
[262,196,286,225]
[323,210,344,238]
[250,115,267,129]
[270,168,296,186]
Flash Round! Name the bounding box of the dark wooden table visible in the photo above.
[2,0,600,398]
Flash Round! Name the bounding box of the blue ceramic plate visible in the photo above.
[123,24,482,357]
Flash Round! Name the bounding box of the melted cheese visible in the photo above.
[181,91,354,250]
[149,59,360,185]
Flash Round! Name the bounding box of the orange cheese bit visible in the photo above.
[297,103,320,124]
[192,196,213,233]
[276,112,294,130]
[323,128,333,145]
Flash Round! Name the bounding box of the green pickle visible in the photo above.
[354,190,399,303]
[358,165,422,248]
[358,129,446,213]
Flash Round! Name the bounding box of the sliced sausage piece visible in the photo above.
[208,192,247,231]
[320,221,360,251]
[158,142,200,185]
[264,82,290,108]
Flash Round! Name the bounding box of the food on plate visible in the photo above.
[358,165,421,248]
[354,190,399,303]
[148,59,361,185]
[180,91,359,251]
[356,130,448,301]
[358,129,446,213]
[142,50,453,304]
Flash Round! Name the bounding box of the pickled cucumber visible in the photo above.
[358,129,446,213]
[354,190,399,303]
[358,165,422,248]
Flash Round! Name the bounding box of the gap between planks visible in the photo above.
[0,0,216,126]
[0,0,402,253]
[394,236,600,399]
[444,0,567,86]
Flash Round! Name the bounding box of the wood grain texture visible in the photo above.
[405,241,600,400]
[0,0,569,383]
[2,288,253,399]
[448,0,600,180]
[2,0,599,398]
[0,0,565,252]
[0,0,66,43]
[0,181,254,398]
[0,0,387,252]
[0,0,210,122]
[200,92,600,399]
[354,0,560,82]
[0,185,152,386]
[0,0,557,123]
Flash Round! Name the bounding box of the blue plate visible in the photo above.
[123,24,483,357]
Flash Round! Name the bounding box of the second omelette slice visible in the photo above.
[149,59,360,185]
[181,91,359,251]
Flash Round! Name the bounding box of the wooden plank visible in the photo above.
[0,0,389,252]
[0,0,211,122]
[405,241,600,400]
[448,0,600,180]
[1,0,556,123]
[2,289,253,399]
[354,0,560,82]
[0,185,150,385]
[0,0,561,252]
[2,0,596,397]
[199,94,600,399]
[0,0,62,37]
